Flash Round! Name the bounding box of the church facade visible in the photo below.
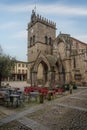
[27,10,87,87]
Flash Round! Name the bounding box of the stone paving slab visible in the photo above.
[60,98,87,109]
[0,91,70,126]
[0,120,32,130]
[70,96,87,101]
[54,102,87,111]
[18,116,51,130]
[0,111,7,120]
[27,103,87,130]
[0,104,44,126]
[0,89,87,130]
[77,94,87,98]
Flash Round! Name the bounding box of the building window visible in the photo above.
[18,64,20,67]
[22,70,24,73]
[73,57,76,68]
[45,36,48,44]
[22,64,24,67]
[33,35,35,43]
[18,69,20,73]
[12,66,15,70]
[30,37,32,46]
[49,37,51,45]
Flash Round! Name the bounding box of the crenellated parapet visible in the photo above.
[28,10,56,29]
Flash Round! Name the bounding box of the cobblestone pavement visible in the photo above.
[0,88,87,130]
[27,89,87,130]
[27,106,87,130]
[0,120,32,130]
[18,116,50,130]
[0,111,7,120]
[60,97,87,109]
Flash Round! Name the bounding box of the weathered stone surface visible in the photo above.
[0,89,87,130]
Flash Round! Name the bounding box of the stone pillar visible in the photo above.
[27,65,31,83]
[51,71,55,88]
[43,71,48,83]
[31,71,37,86]
[7,77,10,81]
[48,68,55,88]
[21,75,23,81]
[15,75,17,81]
[30,72,32,86]
[65,72,71,84]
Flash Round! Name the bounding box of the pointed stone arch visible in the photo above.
[33,54,51,72]
[55,58,66,85]
[30,54,51,86]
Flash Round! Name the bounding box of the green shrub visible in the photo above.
[73,84,77,89]
[63,84,70,90]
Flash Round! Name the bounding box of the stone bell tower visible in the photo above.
[27,10,56,63]
[27,10,56,83]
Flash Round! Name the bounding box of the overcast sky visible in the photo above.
[0,0,87,61]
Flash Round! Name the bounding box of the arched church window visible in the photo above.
[45,36,48,44]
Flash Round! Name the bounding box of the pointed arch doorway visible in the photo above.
[55,60,66,86]
[31,55,51,86]
[37,61,48,85]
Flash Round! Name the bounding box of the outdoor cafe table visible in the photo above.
[10,94,20,107]
[0,90,7,95]
[28,91,39,102]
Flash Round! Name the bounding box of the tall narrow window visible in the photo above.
[30,37,32,46]
[18,69,20,73]
[33,35,35,43]
[18,64,20,67]
[73,57,76,68]
[49,37,51,45]
[45,36,48,44]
